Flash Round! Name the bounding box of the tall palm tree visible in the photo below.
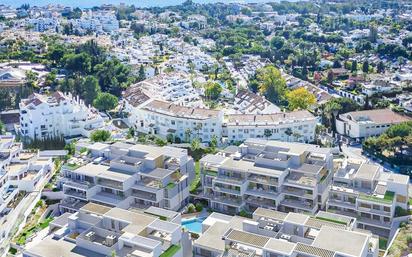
[324,101,341,137]
[184,128,192,143]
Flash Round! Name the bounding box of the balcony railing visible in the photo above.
[97,179,123,190]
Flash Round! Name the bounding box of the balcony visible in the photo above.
[64,189,87,200]
[358,206,392,217]
[285,173,316,188]
[244,195,276,209]
[215,174,246,185]
[283,187,313,199]
[97,178,123,190]
[213,184,241,196]
[245,189,278,200]
[209,194,243,207]
[327,199,356,210]
[281,198,315,212]
[248,174,278,186]
[131,189,157,202]
[62,178,95,190]
[91,192,125,206]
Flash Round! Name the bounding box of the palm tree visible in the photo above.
[324,101,341,136]
[264,129,273,139]
[184,128,192,143]
[284,128,293,142]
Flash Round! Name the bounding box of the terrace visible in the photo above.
[359,191,394,205]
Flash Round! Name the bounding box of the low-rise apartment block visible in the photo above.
[59,141,194,213]
[327,158,410,238]
[224,111,316,143]
[336,108,411,139]
[19,91,104,141]
[193,207,379,257]
[197,139,334,215]
[0,135,52,242]
[23,203,186,257]
[124,87,317,144]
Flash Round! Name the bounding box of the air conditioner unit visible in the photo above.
[106,235,116,246]
[85,231,95,241]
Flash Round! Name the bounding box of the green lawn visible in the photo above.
[190,161,201,193]
[379,237,388,250]
[315,216,347,225]
[166,182,176,189]
[159,244,181,257]
[359,191,394,204]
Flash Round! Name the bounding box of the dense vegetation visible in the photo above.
[0,38,135,111]
[364,121,412,174]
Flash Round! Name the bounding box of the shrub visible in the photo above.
[195,203,203,212]
[187,203,196,213]
[239,210,250,218]
[90,130,111,142]
[155,137,167,146]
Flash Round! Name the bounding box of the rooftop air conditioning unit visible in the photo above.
[85,231,96,241]
[106,235,116,246]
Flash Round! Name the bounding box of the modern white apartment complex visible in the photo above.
[19,91,104,140]
[197,139,334,215]
[59,141,194,213]
[124,87,317,143]
[23,203,186,257]
[0,135,52,242]
[327,158,410,238]
[193,207,379,257]
[336,108,411,139]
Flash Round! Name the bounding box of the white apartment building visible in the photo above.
[336,108,411,139]
[123,87,223,143]
[23,203,186,257]
[70,11,119,34]
[224,110,317,143]
[134,72,203,107]
[230,90,281,115]
[193,207,379,257]
[0,135,52,242]
[59,141,194,213]
[197,139,334,215]
[19,91,104,140]
[123,86,317,144]
[327,158,410,239]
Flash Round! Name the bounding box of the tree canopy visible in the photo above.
[256,65,287,105]
[286,87,316,110]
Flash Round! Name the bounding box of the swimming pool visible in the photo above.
[182,217,206,234]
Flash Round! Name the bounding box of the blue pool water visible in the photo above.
[182,217,206,234]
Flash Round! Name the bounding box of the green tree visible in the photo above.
[284,128,293,141]
[369,25,378,43]
[257,65,287,105]
[82,76,100,105]
[362,61,369,74]
[90,130,111,142]
[264,129,273,139]
[0,120,5,134]
[351,60,357,73]
[204,81,222,100]
[63,52,92,74]
[377,61,385,73]
[191,138,201,151]
[137,64,146,82]
[286,87,316,110]
[93,92,118,111]
[64,142,75,155]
